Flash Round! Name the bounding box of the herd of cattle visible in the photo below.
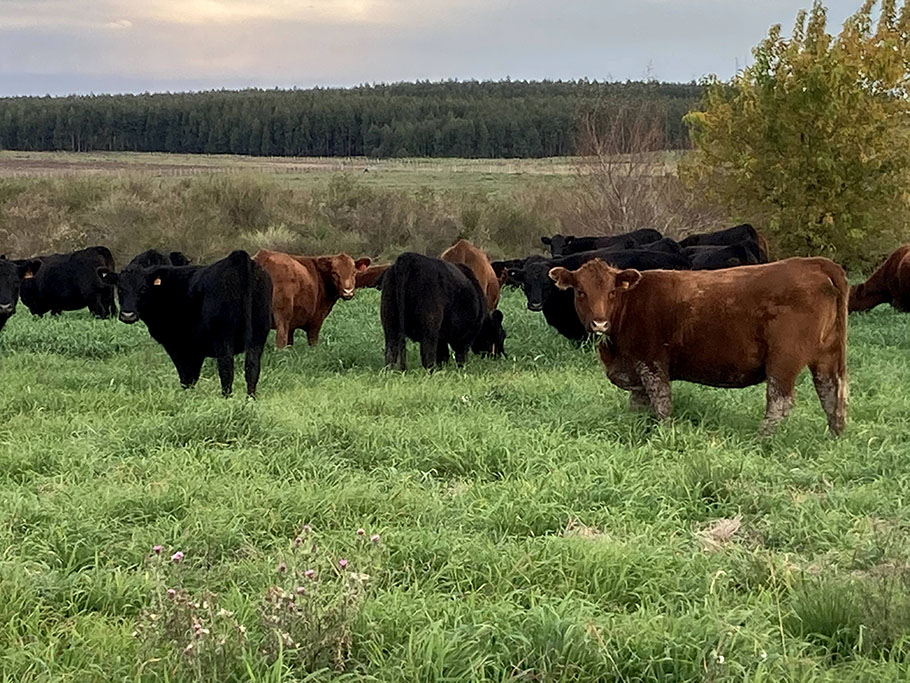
[0,223,907,435]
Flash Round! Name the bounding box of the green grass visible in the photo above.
[1,289,910,681]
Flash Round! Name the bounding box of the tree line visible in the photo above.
[0,80,700,158]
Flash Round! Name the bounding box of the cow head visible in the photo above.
[0,258,40,318]
[472,309,506,358]
[510,259,560,312]
[316,254,371,300]
[169,251,191,266]
[548,259,641,334]
[541,234,574,257]
[848,282,886,312]
[99,266,163,323]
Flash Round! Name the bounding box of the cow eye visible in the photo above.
[578,291,586,299]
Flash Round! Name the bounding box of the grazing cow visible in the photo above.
[381,252,506,369]
[127,249,192,269]
[548,258,848,435]
[0,256,41,333]
[253,249,371,349]
[680,224,769,262]
[509,248,690,341]
[685,243,762,270]
[849,244,910,312]
[19,246,116,318]
[355,264,391,290]
[101,250,272,397]
[541,229,662,257]
[440,239,501,310]
[638,237,685,256]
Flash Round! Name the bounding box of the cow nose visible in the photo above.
[119,311,138,323]
[590,320,610,333]
[0,303,13,314]
[341,288,355,300]
[527,302,543,312]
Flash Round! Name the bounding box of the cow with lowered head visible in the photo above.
[127,249,192,269]
[19,246,116,318]
[849,244,910,312]
[253,249,371,349]
[541,229,662,257]
[548,257,848,435]
[101,250,272,397]
[381,252,506,370]
[679,224,769,263]
[0,256,41,334]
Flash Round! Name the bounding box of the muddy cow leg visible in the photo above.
[628,386,651,412]
[635,361,672,419]
[759,375,796,437]
[810,360,847,436]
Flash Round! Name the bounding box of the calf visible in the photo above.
[101,250,272,397]
[20,246,116,318]
[509,248,690,341]
[680,224,768,262]
[849,245,910,312]
[685,243,761,270]
[441,239,501,310]
[381,252,506,370]
[548,258,848,435]
[0,256,41,333]
[253,249,371,349]
[541,229,662,257]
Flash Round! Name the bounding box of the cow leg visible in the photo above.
[216,353,235,397]
[88,294,107,319]
[174,353,204,389]
[436,339,450,365]
[275,321,290,349]
[287,328,295,346]
[760,375,796,437]
[419,335,439,370]
[628,387,651,412]
[811,362,847,436]
[635,361,672,419]
[306,321,322,347]
[244,345,265,398]
[384,335,406,371]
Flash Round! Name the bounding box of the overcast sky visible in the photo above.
[0,0,860,97]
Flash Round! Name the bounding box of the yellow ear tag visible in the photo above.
[153,277,162,286]
[23,271,34,279]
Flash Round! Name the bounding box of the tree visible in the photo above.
[682,0,910,268]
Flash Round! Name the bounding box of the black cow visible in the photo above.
[685,243,762,270]
[127,249,192,269]
[381,252,506,370]
[510,248,690,341]
[100,250,272,397]
[0,256,41,334]
[634,237,685,256]
[19,246,116,318]
[492,255,548,288]
[541,229,663,257]
[680,224,768,262]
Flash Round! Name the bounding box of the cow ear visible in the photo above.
[355,257,372,272]
[540,236,551,246]
[18,259,40,279]
[97,267,118,286]
[615,269,642,290]
[549,267,575,290]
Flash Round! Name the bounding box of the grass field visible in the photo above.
[1,285,910,681]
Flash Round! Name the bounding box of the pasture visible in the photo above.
[1,285,910,681]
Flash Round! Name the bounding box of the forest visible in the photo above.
[0,80,700,158]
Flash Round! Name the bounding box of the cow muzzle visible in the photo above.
[527,302,543,312]
[590,320,610,334]
[341,288,355,300]
[119,311,139,323]
[0,303,14,314]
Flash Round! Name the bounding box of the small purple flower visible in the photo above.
[370,534,381,544]
[304,569,316,579]
[153,545,163,555]
[171,551,184,563]
[356,528,365,536]
[277,562,288,574]
[338,558,348,570]
[301,524,312,534]
[167,588,177,598]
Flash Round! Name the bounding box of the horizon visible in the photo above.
[1,0,859,98]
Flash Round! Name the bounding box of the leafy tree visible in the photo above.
[682,0,910,268]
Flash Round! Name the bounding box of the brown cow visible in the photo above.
[355,263,391,290]
[548,258,848,435]
[849,245,910,312]
[440,239,500,310]
[252,249,371,349]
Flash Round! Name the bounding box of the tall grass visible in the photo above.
[0,288,909,680]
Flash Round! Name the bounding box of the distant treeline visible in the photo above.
[0,81,701,158]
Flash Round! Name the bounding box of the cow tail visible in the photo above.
[820,260,850,424]
[230,250,255,350]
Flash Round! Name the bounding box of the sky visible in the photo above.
[0,0,861,97]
